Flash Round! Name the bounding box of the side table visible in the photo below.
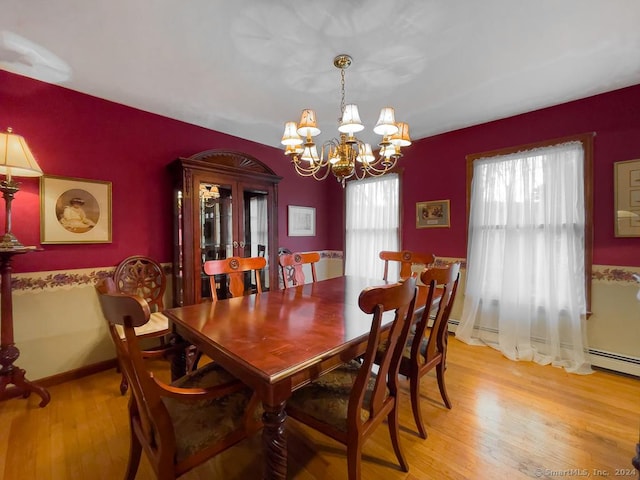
[0,247,50,407]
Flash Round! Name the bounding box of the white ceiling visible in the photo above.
[2,0,640,149]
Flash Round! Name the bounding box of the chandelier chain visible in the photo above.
[340,67,346,122]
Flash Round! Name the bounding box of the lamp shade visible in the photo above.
[296,109,321,138]
[0,129,43,178]
[389,122,412,147]
[281,122,303,146]
[284,144,304,156]
[356,143,375,164]
[300,145,320,164]
[338,104,365,134]
[373,107,399,136]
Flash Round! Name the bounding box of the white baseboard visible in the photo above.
[588,349,640,377]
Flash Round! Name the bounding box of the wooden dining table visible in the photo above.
[164,275,398,480]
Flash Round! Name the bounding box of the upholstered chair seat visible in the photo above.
[95,283,262,479]
[287,360,378,432]
[164,362,254,463]
[115,311,169,339]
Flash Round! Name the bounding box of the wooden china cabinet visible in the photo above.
[171,150,281,306]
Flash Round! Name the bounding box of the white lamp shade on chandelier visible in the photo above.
[281,54,411,185]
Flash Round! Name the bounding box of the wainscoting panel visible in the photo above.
[6,258,638,383]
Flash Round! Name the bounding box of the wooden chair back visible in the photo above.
[96,286,170,466]
[401,262,461,438]
[203,256,267,301]
[110,257,172,393]
[286,276,418,479]
[278,251,320,288]
[114,255,166,312]
[96,281,256,478]
[415,263,461,368]
[379,250,435,281]
[357,276,418,425]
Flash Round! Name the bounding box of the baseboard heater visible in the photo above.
[446,319,640,377]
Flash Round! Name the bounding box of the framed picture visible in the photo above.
[288,205,316,237]
[614,159,640,237]
[416,199,450,228]
[40,175,112,244]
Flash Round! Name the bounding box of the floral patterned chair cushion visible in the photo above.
[286,359,381,433]
[162,362,254,463]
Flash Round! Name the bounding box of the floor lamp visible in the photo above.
[0,127,50,407]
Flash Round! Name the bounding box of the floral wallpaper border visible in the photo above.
[8,256,639,293]
[12,264,173,294]
[592,265,640,284]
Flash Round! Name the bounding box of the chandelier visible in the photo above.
[199,183,220,207]
[281,54,411,186]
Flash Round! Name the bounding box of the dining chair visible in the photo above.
[112,255,173,394]
[379,250,439,320]
[278,251,320,288]
[379,250,435,281]
[286,276,418,480]
[96,281,261,480]
[381,263,461,439]
[203,256,267,300]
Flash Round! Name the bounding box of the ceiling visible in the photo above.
[2,1,640,150]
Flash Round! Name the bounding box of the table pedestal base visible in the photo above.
[0,344,50,407]
[262,402,287,480]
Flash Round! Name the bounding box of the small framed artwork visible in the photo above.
[416,199,450,228]
[40,175,112,244]
[288,205,316,237]
[614,159,640,237]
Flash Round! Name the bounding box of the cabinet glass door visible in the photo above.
[199,181,233,299]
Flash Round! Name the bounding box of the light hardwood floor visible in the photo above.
[0,338,637,480]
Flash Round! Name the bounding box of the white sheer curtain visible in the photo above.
[249,195,268,256]
[345,174,399,279]
[250,195,268,286]
[456,141,592,374]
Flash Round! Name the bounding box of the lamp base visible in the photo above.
[0,232,24,250]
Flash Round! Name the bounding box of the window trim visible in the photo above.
[465,133,594,315]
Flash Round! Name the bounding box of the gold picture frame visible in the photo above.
[40,175,112,244]
[614,159,640,237]
[416,199,450,228]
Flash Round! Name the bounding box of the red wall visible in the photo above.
[3,69,638,272]
[403,84,640,267]
[0,70,341,272]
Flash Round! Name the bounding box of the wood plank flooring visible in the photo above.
[0,338,637,479]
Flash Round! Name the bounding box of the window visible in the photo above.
[456,134,593,374]
[345,174,400,279]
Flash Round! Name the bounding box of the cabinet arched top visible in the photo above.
[176,149,282,183]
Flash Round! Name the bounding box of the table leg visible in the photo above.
[261,401,287,480]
